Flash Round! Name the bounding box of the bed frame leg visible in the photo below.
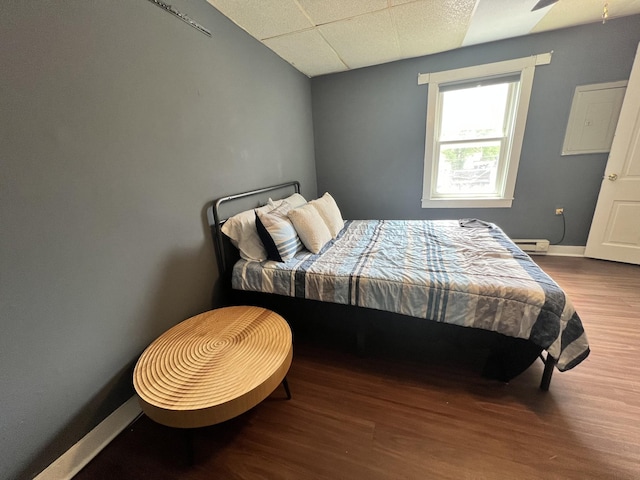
[540,353,556,391]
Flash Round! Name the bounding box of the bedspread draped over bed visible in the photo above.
[232,220,590,372]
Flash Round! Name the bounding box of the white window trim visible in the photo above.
[418,52,552,208]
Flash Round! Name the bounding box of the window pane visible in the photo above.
[439,83,511,141]
[435,141,501,195]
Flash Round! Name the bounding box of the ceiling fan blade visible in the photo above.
[531,0,559,11]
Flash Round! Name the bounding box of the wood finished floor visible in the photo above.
[74,256,640,480]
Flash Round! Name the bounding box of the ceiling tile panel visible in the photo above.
[532,0,640,33]
[318,9,401,69]
[264,29,347,77]
[391,0,476,59]
[207,0,313,39]
[296,0,389,25]
[617,0,640,16]
[207,0,640,77]
[463,0,549,46]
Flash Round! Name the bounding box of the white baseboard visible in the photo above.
[34,396,141,480]
[547,245,586,257]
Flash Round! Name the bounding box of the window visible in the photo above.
[418,53,552,208]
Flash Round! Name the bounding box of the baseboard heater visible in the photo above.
[512,239,550,254]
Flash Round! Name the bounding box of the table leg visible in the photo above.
[282,377,292,400]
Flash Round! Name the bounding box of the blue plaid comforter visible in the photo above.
[232,220,590,371]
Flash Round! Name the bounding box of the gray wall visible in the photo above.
[312,15,640,245]
[0,1,316,479]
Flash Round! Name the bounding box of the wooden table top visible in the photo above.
[133,306,293,428]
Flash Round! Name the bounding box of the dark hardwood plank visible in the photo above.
[74,257,640,480]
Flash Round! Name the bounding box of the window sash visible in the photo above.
[438,73,521,93]
[437,82,517,143]
[433,139,507,198]
[431,81,518,200]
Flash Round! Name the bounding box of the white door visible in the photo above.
[585,43,640,265]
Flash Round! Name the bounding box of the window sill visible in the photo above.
[421,198,513,208]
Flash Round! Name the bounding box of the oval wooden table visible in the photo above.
[133,306,293,430]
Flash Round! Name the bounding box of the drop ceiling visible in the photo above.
[206,0,640,77]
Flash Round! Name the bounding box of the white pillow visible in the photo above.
[269,193,307,209]
[310,192,344,239]
[288,203,332,254]
[221,204,272,261]
[255,202,303,262]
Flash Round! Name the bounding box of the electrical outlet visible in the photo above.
[555,208,564,215]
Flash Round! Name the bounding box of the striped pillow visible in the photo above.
[255,202,303,262]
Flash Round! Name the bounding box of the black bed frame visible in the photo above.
[206,181,556,391]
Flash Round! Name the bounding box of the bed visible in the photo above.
[207,181,590,390]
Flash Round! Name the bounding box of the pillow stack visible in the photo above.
[221,191,344,262]
[288,193,344,254]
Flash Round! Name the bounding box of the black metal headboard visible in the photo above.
[206,181,301,276]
